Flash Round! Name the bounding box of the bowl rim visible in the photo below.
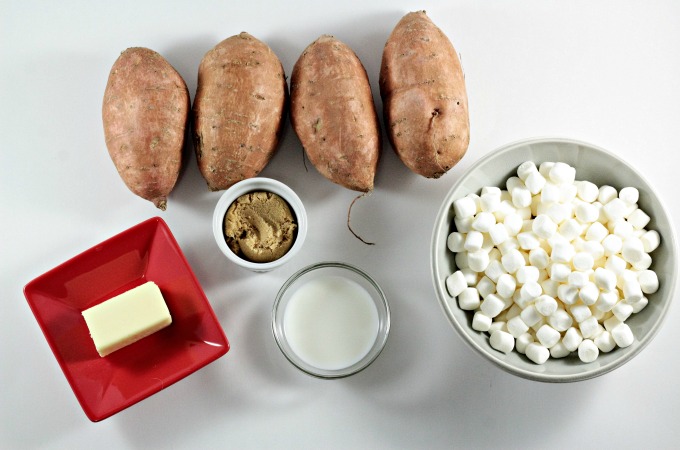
[212,177,308,272]
[271,261,391,379]
[430,136,679,382]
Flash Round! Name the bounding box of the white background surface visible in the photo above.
[2,0,679,448]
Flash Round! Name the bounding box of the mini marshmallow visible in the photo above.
[455,251,469,270]
[611,323,634,348]
[549,308,573,332]
[640,230,660,253]
[517,207,532,220]
[573,252,595,271]
[519,281,542,302]
[577,180,599,202]
[520,304,542,327]
[557,283,579,305]
[630,296,649,313]
[563,327,583,352]
[468,250,491,272]
[585,222,608,242]
[461,268,479,286]
[544,202,573,224]
[484,260,506,283]
[581,240,605,261]
[549,162,576,185]
[516,266,540,285]
[578,339,599,363]
[447,232,466,253]
[526,343,550,364]
[454,215,474,233]
[507,315,530,338]
[446,271,468,297]
[551,241,575,264]
[559,183,578,203]
[496,273,517,298]
[603,315,622,332]
[472,312,493,332]
[535,295,558,316]
[454,196,478,219]
[517,161,538,181]
[476,276,496,299]
[627,209,650,230]
[532,214,558,239]
[458,287,480,310]
[489,330,515,354]
[550,341,570,359]
[558,219,583,242]
[579,282,600,306]
[579,316,601,339]
[570,304,592,323]
[575,202,599,224]
[605,255,627,276]
[612,302,634,322]
[497,237,520,255]
[516,333,534,354]
[594,331,616,353]
[638,270,659,294]
[632,253,652,271]
[541,182,561,204]
[623,278,644,304]
[480,294,506,318]
[603,198,628,222]
[525,171,546,195]
[489,223,510,245]
[480,190,502,213]
[504,213,524,236]
[619,187,639,205]
[594,267,617,292]
[494,200,516,222]
[541,278,559,298]
[536,324,561,348]
[512,187,532,208]
[568,271,590,288]
[613,220,634,239]
[505,303,521,320]
[529,248,550,269]
[464,231,484,252]
[598,185,618,204]
[501,249,526,273]
[488,321,507,334]
[595,290,619,312]
[517,231,541,250]
[602,234,623,256]
[472,212,496,232]
[538,161,555,177]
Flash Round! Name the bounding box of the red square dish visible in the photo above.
[24,217,229,422]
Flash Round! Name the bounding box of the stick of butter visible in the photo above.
[82,281,172,357]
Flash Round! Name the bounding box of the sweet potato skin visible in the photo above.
[192,32,287,191]
[380,11,469,178]
[290,35,381,193]
[102,47,190,210]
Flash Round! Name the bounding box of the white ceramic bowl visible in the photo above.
[431,137,678,382]
[212,177,307,272]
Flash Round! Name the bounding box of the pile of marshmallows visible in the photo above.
[445,161,661,364]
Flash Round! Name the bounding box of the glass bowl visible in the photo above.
[272,262,390,379]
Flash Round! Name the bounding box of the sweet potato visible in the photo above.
[192,32,287,191]
[102,47,190,210]
[290,35,381,193]
[380,11,469,178]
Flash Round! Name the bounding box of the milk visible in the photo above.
[283,275,379,371]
